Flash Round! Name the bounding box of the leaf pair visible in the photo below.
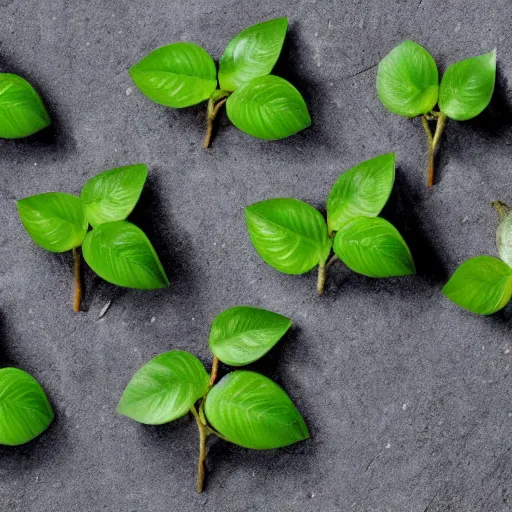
[118,306,308,491]
[17,164,168,310]
[0,368,54,446]
[377,40,496,120]
[130,17,310,146]
[443,202,512,315]
[245,153,415,294]
[0,73,51,139]
[377,40,496,186]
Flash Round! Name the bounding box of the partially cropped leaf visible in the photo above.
[17,193,88,252]
[129,43,217,108]
[377,40,439,117]
[117,351,209,425]
[0,73,51,139]
[82,221,169,289]
[209,306,291,366]
[226,75,310,139]
[81,164,148,227]
[245,198,331,274]
[205,371,309,449]
[333,216,415,277]
[327,153,395,233]
[496,208,512,267]
[439,50,496,121]
[442,255,512,315]
[219,17,288,92]
[0,368,54,446]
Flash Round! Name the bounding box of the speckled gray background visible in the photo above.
[0,1,511,511]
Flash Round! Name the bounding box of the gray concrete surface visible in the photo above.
[0,0,511,510]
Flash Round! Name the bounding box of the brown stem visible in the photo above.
[190,405,207,493]
[421,116,435,187]
[209,356,219,386]
[317,263,326,296]
[202,98,227,149]
[72,247,82,313]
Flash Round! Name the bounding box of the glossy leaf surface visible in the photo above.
[333,216,415,277]
[442,255,512,315]
[0,368,54,446]
[81,164,148,227]
[209,306,291,366]
[117,351,209,425]
[205,371,309,449]
[0,73,50,139]
[377,40,439,117]
[226,75,310,139]
[129,43,217,108]
[439,50,496,121]
[219,17,287,91]
[82,221,169,289]
[245,198,331,274]
[327,153,395,232]
[17,193,88,253]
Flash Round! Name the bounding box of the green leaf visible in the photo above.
[117,351,209,425]
[209,306,291,366]
[442,255,512,315]
[0,368,54,446]
[245,198,331,275]
[495,205,512,267]
[333,216,415,277]
[226,75,311,140]
[81,164,148,227]
[327,153,395,233]
[0,73,51,139]
[82,221,169,289]
[129,43,217,108]
[377,40,439,117]
[17,193,88,253]
[204,371,309,449]
[218,17,288,92]
[439,50,496,121]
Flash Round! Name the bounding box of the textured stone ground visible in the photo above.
[1,0,512,511]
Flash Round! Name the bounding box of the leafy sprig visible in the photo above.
[17,164,168,312]
[117,306,308,492]
[377,40,496,187]
[245,153,415,294]
[0,73,51,138]
[129,17,311,148]
[0,367,54,446]
[443,201,512,315]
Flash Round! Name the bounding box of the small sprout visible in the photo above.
[377,41,496,187]
[0,368,54,446]
[117,306,308,493]
[245,153,415,295]
[129,17,310,148]
[443,201,512,315]
[17,164,168,312]
[0,73,51,138]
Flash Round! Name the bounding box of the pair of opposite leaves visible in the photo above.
[377,40,496,185]
[17,164,169,294]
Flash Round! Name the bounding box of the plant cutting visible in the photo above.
[0,367,54,446]
[117,305,308,493]
[129,17,310,148]
[245,153,415,295]
[443,201,512,315]
[376,40,496,187]
[0,73,51,138]
[17,164,168,313]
